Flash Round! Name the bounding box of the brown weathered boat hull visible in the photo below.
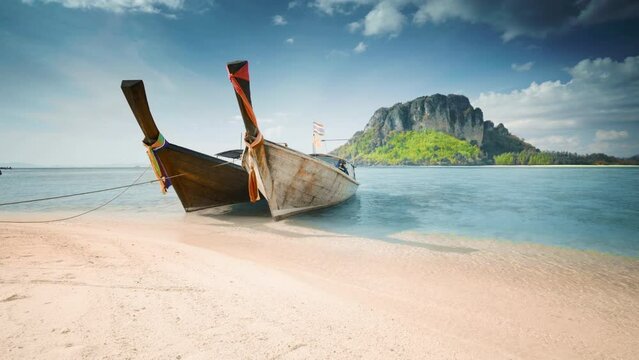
[155,143,249,211]
[247,141,359,220]
[121,79,249,212]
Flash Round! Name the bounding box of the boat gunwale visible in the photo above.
[162,143,245,172]
[309,153,357,167]
[261,140,360,186]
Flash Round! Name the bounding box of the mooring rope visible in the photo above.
[0,172,184,207]
[0,157,239,224]
[0,168,180,224]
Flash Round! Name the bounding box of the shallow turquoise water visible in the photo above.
[1,167,638,257]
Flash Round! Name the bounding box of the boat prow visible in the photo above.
[121,80,249,211]
[226,60,359,220]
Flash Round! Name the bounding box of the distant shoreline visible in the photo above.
[3,164,639,170]
[0,166,148,170]
[356,164,639,168]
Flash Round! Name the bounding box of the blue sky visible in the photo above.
[1,0,638,166]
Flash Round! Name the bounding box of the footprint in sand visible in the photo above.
[1,294,27,302]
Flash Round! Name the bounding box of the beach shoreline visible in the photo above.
[1,214,638,359]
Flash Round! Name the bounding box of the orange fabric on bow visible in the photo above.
[229,62,262,203]
[144,134,171,194]
[244,132,263,203]
[228,63,258,128]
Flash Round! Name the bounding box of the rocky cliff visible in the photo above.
[481,120,534,158]
[332,94,534,164]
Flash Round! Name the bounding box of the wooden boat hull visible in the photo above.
[154,143,249,211]
[121,80,249,212]
[226,60,359,220]
[246,141,359,220]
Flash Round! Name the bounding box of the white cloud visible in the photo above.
[526,131,638,157]
[317,1,405,36]
[415,0,639,41]
[21,0,185,14]
[347,21,363,32]
[273,14,288,25]
[310,0,375,15]
[475,55,639,155]
[412,0,556,41]
[595,129,629,141]
[31,1,638,41]
[412,0,456,24]
[527,135,580,152]
[511,61,534,72]
[362,1,406,37]
[312,1,639,41]
[576,0,639,25]
[353,41,367,53]
[285,37,295,44]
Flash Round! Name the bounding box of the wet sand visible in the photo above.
[1,213,638,359]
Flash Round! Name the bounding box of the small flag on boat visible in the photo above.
[312,121,325,153]
[313,121,325,136]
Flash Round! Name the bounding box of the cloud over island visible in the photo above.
[476,56,639,155]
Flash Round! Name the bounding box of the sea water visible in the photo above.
[1,167,638,257]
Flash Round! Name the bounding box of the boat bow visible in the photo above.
[226,60,359,220]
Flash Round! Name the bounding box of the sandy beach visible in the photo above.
[1,212,638,359]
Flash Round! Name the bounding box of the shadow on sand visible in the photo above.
[188,196,478,254]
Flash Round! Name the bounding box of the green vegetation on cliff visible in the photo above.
[330,93,538,165]
[494,151,553,165]
[330,93,637,166]
[494,150,639,165]
[334,129,481,165]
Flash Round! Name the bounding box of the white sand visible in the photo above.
[1,213,638,359]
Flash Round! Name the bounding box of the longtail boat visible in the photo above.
[226,60,359,220]
[121,80,249,211]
